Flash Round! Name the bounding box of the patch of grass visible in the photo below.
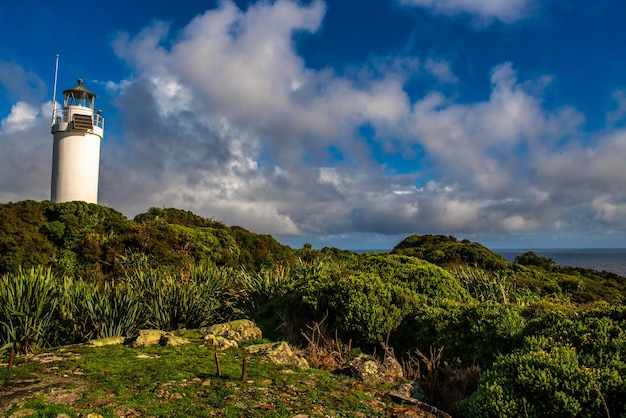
[8,396,77,417]
[2,331,391,417]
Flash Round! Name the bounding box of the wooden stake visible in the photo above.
[241,357,247,381]
[214,352,221,377]
[8,349,14,372]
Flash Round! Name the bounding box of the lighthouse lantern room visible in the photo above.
[51,78,104,203]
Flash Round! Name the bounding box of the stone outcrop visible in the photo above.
[204,334,239,350]
[87,336,125,347]
[202,319,262,349]
[132,330,165,347]
[344,354,404,385]
[86,331,190,348]
[245,341,309,370]
[162,333,191,347]
[391,380,427,402]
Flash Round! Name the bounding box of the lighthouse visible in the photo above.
[51,79,104,203]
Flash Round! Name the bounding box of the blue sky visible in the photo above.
[1,0,626,250]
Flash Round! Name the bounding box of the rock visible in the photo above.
[132,330,166,347]
[203,319,262,341]
[386,404,452,418]
[87,336,125,347]
[205,334,238,350]
[202,319,262,349]
[113,405,141,418]
[393,380,427,402]
[382,356,404,381]
[245,341,309,370]
[344,354,404,385]
[128,330,190,347]
[161,333,190,347]
[136,354,160,359]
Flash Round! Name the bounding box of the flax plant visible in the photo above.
[239,263,294,313]
[454,266,514,304]
[0,267,60,353]
[123,264,245,331]
[84,281,145,338]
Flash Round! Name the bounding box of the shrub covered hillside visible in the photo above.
[1,201,625,417]
[0,201,295,278]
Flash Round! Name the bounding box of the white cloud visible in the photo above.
[399,0,536,23]
[0,101,51,201]
[97,3,626,239]
[1,101,40,133]
[3,1,626,246]
[424,58,458,83]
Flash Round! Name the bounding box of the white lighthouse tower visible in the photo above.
[51,79,104,203]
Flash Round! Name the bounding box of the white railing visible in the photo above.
[93,113,105,130]
[51,106,105,130]
[51,105,64,126]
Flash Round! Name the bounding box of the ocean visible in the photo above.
[494,248,626,278]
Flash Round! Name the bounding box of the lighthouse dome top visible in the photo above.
[62,79,96,109]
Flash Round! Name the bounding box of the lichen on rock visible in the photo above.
[344,354,404,385]
[245,341,309,370]
[202,319,262,349]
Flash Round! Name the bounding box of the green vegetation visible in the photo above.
[1,201,625,416]
[392,234,509,270]
[2,333,390,417]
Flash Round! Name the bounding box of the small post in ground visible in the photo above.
[241,357,247,381]
[214,352,222,377]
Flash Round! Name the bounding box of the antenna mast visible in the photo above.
[51,54,59,125]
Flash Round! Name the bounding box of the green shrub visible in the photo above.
[267,254,466,347]
[462,306,626,417]
[328,272,424,345]
[460,344,622,417]
[357,254,471,302]
[392,234,508,270]
[397,301,526,367]
[0,201,56,275]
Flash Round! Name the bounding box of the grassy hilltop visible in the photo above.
[1,200,625,416]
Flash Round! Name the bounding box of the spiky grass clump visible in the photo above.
[454,266,514,304]
[0,267,59,353]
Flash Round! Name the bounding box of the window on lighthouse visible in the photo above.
[65,92,94,109]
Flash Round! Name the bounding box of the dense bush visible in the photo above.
[0,201,296,278]
[396,301,526,367]
[229,226,296,272]
[461,345,614,417]
[0,201,56,274]
[267,253,468,347]
[327,271,424,345]
[514,251,626,303]
[134,207,227,229]
[392,234,509,270]
[461,306,626,416]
